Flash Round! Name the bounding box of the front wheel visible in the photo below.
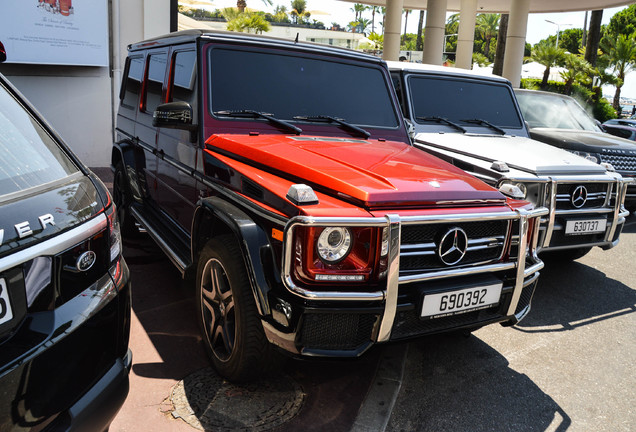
[195,235,276,382]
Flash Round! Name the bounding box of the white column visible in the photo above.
[383,0,404,61]
[455,0,477,69]
[422,0,447,65]
[502,0,530,88]
[143,0,171,39]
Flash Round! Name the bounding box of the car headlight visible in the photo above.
[569,150,599,164]
[317,227,352,263]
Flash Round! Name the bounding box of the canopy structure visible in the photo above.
[338,0,632,87]
[340,0,631,13]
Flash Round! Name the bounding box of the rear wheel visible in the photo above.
[112,162,140,238]
[196,235,275,382]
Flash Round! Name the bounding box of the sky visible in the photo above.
[182,1,633,100]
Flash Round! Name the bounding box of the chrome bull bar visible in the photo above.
[282,207,548,342]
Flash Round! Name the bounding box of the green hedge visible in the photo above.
[519,78,617,122]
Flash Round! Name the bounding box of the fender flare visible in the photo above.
[192,197,276,316]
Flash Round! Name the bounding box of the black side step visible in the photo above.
[129,203,192,275]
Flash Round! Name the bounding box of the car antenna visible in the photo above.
[295,33,299,43]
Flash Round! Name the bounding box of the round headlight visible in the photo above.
[317,227,352,263]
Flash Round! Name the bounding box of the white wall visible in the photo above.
[0,0,171,167]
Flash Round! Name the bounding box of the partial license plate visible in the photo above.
[421,283,503,319]
[0,278,13,326]
[565,219,606,235]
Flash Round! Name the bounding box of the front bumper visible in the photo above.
[0,251,132,432]
[499,175,632,252]
[263,207,546,357]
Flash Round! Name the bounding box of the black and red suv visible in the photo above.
[113,30,546,382]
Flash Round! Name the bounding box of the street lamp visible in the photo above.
[545,20,571,48]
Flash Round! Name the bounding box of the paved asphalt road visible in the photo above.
[104,167,635,432]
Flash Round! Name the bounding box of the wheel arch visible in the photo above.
[192,197,275,316]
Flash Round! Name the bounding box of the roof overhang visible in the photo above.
[338,0,632,14]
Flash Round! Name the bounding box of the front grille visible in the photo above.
[555,183,610,210]
[299,313,377,350]
[400,220,508,273]
[600,154,636,173]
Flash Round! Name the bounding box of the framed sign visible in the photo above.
[0,0,108,66]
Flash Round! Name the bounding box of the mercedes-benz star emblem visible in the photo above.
[438,227,468,266]
[571,185,588,209]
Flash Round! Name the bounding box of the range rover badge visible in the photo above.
[76,251,97,272]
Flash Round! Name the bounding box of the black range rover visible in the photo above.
[0,67,132,430]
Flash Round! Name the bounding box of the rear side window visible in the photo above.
[170,50,196,105]
[0,83,78,196]
[121,56,144,109]
[145,53,168,112]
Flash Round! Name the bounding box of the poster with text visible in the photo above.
[0,0,108,66]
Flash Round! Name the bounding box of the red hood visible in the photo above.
[206,134,506,208]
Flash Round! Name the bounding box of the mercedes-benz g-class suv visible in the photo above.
[0,59,131,430]
[389,62,631,262]
[113,30,546,382]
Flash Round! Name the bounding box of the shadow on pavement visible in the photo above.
[123,234,380,431]
[388,334,570,432]
[515,259,636,333]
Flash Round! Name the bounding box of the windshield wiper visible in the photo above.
[461,118,506,135]
[416,116,466,133]
[214,110,302,135]
[293,115,371,139]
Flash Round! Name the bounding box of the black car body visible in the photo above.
[0,72,131,431]
[515,89,636,211]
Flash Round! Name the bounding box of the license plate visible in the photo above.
[0,278,13,326]
[565,219,606,235]
[421,283,502,319]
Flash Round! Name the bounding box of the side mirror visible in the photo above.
[153,101,197,142]
[0,42,6,63]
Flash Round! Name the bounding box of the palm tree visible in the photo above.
[227,14,271,33]
[237,0,272,13]
[290,0,309,24]
[600,33,636,111]
[531,41,566,88]
[370,6,379,34]
[476,14,500,59]
[402,9,411,44]
[416,10,425,52]
[560,53,593,95]
[351,3,367,22]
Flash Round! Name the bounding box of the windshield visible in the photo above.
[515,91,601,132]
[0,82,78,197]
[208,47,399,128]
[407,76,523,129]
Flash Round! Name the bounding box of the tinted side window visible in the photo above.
[170,51,196,105]
[122,56,144,109]
[145,53,168,112]
[0,83,78,196]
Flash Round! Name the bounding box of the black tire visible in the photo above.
[542,246,592,262]
[112,162,140,238]
[196,235,275,382]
